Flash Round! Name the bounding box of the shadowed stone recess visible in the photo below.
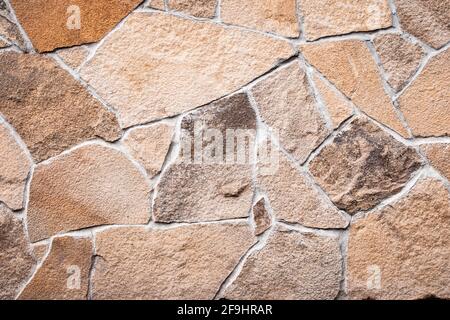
[252,198,272,235]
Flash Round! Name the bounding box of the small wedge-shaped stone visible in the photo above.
[221,0,299,37]
[309,117,422,214]
[224,227,342,299]
[19,236,92,300]
[57,46,90,70]
[92,223,256,299]
[0,122,32,210]
[0,52,121,162]
[147,0,165,10]
[348,178,450,299]
[169,0,216,18]
[0,15,25,50]
[252,198,272,236]
[301,40,408,137]
[9,0,143,52]
[80,12,294,127]
[422,144,450,181]
[0,206,36,300]
[27,144,150,242]
[396,0,450,49]
[398,49,450,137]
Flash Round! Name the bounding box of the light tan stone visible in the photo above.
[422,144,450,181]
[147,0,165,10]
[396,0,450,49]
[0,38,9,48]
[0,123,32,210]
[301,40,409,137]
[0,206,36,300]
[348,178,450,299]
[57,46,89,70]
[92,223,256,299]
[309,117,423,214]
[398,49,450,137]
[19,236,92,300]
[9,0,143,52]
[224,227,342,299]
[32,243,50,263]
[27,144,151,242]
[252,61,329,163]
[252,198,272,235]
[169,0,216,18]
[373,33,425,92]
[80,12,295,127]
[221,0,299,37]
[0,15,25,49]
[123,123,174,178]
[301,0,392,40]
[0,0,9,18]
[0,52,121,162]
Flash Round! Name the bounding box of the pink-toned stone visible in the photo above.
[32,243,50,263]
[0,38,9,48]
[0,15,25,49]
[146,0,165,10]
[169,0,216,18]
[57,46,90,70]
[252,198,272,235]
[27,144,151,242]
[422,144,450,181]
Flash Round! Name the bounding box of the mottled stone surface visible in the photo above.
[57,46,89,70]
[9,0,143,52]
[395,0,450,49]
[422,144,450,181]
[147,0,165,10]
[309,117,422,214]
[224,228,342,299]
[221,0,299,37]
[348,178,450,299]
[0,0,9,18]
[399,49,450,137]
[19,236,93,300]
[373,34,425,92]
[169,0,216,18]
[252,198,272,235]
[0,52,121,162]
[32,243,49,263]
[0,206,36,300]
[27,144,151,242]
[301,40,408,137]
[0,38,9,48]
[301,0,392,40]
[80,12,294,127]
[0,123,32,210]
[0,15,25,49]
[92,223,256,299]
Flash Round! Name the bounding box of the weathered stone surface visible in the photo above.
[309,117,423,214]
[169,0,216,18]
[0,52,121,162]
[396,0,450,49]
[80,12,294,127]
[123,123,174,178]
[0,38,9,48]
[301,40,408,137]
[224,227,342,299]
[258,147,348,229]
[422,144,450,181]
[252,198,272,235]
[0,15,25,49]
[312,73,354,129]
[27,144,151,242]
[146,0,165,10]
[9,0,143,52]
[0,206,36,300]
[92,223,256,299]
[252,61,329,163]
[154,94,255,223]
[0,0,9,18]
[221,0,299,37]
[301,0,392,40]
[32,243,49,263]
[398,49,450,137]
[373,33,425,92]
[0,123,32,210]
[57,46,89,70]
[19,236,93,300]
[348,178,450,299]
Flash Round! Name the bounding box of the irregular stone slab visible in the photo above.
[19,236,93,300]
[122,123,174,178]
[169,0,216,18]
[348,178,450,299]
[395,0,450,49]
[398,49,450,137]
[301,40,408,137]
[221,0,299,37]
[80,12,294,127]
[258,146,348,229]
[309,117,422,214]
[301,0,392,40]
[146,0,165,10]
[0,38,9,48]
[154,94,255,223]
[32,243,50,263]
[224,227,342,299]
[9,0,143,52]
[422,144,450,181]
[0,15,25,49]
[57,46,89,70]
[0,123,32,210]
[27,144,151,242]
[373,33,425,92]
[252,198,272,235]
[0,52,121,162]
[0,206,36,300]
[251,61,329,163]
[92,223,256,299]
